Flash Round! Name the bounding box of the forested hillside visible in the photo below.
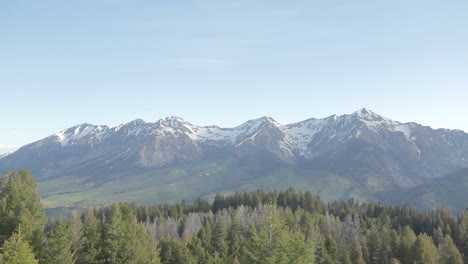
[0,169,467,264]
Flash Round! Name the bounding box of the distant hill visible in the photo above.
[1,108,468,209]
[385,168,468,211]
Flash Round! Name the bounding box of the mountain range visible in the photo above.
[1,108,467,210]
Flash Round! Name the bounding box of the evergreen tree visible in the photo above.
[99,203,124,263]
[44,220,76,264]
[360,237,370,263]
[412,233,440,264]
[77,207,102,264]
[365,225,381,264]
[299,213,315,239]
[241,224,261,264]
[130,217,161,264]
[438,234,463,264]
[0,169,46,260]
[287,228,314,264]
[324,233,338,261]
[315,236,333,264]
[188,235,211,263]
[349,240,365,264]
[0,228,38,264]
[99,204,160,264]
[212,193,225,213]
[250,204,290,263]
[193,198,211,213]
[379,226,393,264]
[68,211,83,255]
[454,211,468,263]
[160,240,196,264]
[432,226,444,246]
[198,218,213,253]
[397,225,416,264]
[342,251,352,264]
[227,215,243,262]
[118,207,147,263]
[211,215,228,260]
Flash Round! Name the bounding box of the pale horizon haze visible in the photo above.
[1,0,467,154]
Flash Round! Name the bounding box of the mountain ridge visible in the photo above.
[1,108,467,209]
[7,108,453,155]
[3,108,468,181]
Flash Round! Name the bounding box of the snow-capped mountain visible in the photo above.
[50,115,282,150]
[1,109,468,193]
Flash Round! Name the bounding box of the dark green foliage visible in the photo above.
[211,215,228,258]
[1,170,467,264]
[99,203,124,263]
[241,204,314,264]
[397,225,416,263]
[342,251,352,264]
[188,236,211,263]
[76,207,102,264]
[227,214,243,262]
[160,240,196,264]
[0,169,46,262]
[349,240,365,264]
[192,198,211,213]
[324,233,338,261]
[44,220,75,264]
[99,203,160,264]
[68,211,83,256]
[315,237,333,264]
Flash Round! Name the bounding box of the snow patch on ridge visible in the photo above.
[394,124,413,139]
[55,124,110,146]
[47,109,438,162]
[185,116,280,146]
[280,118,327,155]
[51,110,422,158]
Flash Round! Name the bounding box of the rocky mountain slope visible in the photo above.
[1,109,467,208]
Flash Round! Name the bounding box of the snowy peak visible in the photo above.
[236,116,279,131]
[114,119,152,138]
[159,116,190,129]
[258,116,280,126]
[345,108,404,132]
[127,118,146,126]
[350,108,387,122]
[54,124,110,146]
[3,108,468,186]
[47,109,414,151]
[44,108,467,160]
[280,118,329,154]
[353,107,374,117]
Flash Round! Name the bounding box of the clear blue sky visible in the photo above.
[1,0,468,154]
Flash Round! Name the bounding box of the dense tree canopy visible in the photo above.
[0,169,46,261]
[0,170,467,264]
[0,229,38,264]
